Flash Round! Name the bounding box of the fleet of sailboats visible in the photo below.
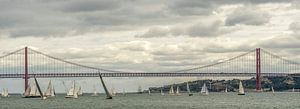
[15,77,300,100]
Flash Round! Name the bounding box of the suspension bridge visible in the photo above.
[1,47,300,92]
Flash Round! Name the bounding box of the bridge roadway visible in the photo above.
[0,72,298,78]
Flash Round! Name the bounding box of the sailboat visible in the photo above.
[91,85,99,96]
[271,86,275,94]
[160,88,165,96]
[44,81,55,97]
[238,81,245,95]
[98,72,112,99]
[169,85,174,95]
[122,88,126,96]
[292,88,295,92]
[65,81,78,98]
[138,86,142,94]
[1,89,9,97]
[175,86,181,96]
[225,87,228,93]
[110,87,116,96]
[148,88,151,95]
[200,83,209,95]
[23,76,44,99]
[23,84,41,98]
[187,82,193,96]
[77,86,83,96]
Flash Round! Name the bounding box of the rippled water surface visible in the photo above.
[1,92,300,109]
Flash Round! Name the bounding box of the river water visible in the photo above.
[0,92,299,109]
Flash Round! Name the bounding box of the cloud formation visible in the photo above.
[225,6,270,26]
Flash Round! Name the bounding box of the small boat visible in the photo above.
[292,88,295,92]
[44,81,55,97]
[200,83,209,95]
[65,81,78,98]
[91,85,99,97]
[225,87,228,93]
[238,81,245,95]
[169,85,174,95]
[160,88,165,96]
[1,89,9,97]
[148,88,151,95]
[175,86,181,96]
[187,82,193,96]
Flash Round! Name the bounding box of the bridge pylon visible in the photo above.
[24,47,29,92]
[256,48,262,92]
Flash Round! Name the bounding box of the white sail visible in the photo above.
[160,88,164,96]
[271,86,274,94]
[67,81,75,96]
[2,89,9,97]
[187,82,191,94]
[1,89,4,96]
[77,86,83,96]
[238,81,245,95]
[51,86,55,97]
[138,86,142,93]
[92,85,99,96]
[110,87,116,96]
[148,88,151,95]
[201,83,208,95]
[24,85,31,96]
[175,86,181,95]
[169,85,174,95]
[30,81,40,96]
[292,88,295,92]
[225,87,228,93]
[44,81,52,96]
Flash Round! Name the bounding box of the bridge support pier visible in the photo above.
[24,47,29,92]
[256,48,262,92]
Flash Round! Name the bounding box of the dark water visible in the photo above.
[1,92,300,109]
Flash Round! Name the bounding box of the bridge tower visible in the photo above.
[256,48,261,92]
[24,47,29,92]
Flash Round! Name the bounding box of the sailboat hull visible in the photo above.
[65,96,75,98]
[238,93,245,95]
[22,96,41,98]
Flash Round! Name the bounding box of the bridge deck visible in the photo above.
[0,73,296,78]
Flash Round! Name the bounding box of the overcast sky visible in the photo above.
[1,0,300,93]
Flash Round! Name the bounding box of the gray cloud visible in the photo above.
[136,20,234,38]
[0,0,292,38]
[289,22,300,38]
[225,6,270,26]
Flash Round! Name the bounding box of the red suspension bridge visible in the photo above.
[1,47,300,92]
